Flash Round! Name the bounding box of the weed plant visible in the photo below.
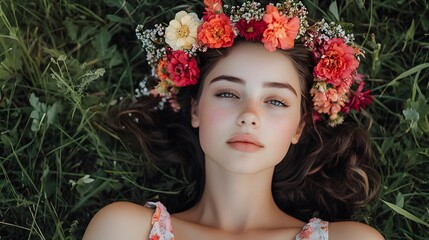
[0,0,428,239]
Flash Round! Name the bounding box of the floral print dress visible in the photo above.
[145,201,329,240]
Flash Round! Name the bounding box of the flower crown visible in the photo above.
[135,0,373,126]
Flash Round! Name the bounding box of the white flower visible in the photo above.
[165,11,201,50]
[69,174,94,188]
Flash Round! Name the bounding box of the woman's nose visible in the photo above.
[236,101,260,128]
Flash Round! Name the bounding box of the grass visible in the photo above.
[0,0,428,239]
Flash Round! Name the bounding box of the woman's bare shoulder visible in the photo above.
[82,201,154,240]
[329,221,384,240]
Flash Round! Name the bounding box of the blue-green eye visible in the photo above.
[267,99,288,107]
[215,91,238,99]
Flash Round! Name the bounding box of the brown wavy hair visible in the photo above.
[109,41,380,221]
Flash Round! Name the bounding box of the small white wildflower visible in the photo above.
[69,179,77,187]
[78,175,94,184]
[69,175,94,188]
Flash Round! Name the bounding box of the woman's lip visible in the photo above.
[226,134,264,152]
[227,142,263,152]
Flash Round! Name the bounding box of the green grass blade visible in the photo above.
[381,199,429,228]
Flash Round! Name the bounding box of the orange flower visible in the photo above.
[197,13,234,48]
[314,38,359,86]
[156,58,169,80]
[151,207,161,224]
[262,5,299,52]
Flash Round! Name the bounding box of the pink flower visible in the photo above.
[204,0,223,15]
[312,111,322,123]
[311,84,347,116]
[197,13,235,48]
[314,38,360,86]
[297,225,313,239]
[236,19,267,41]
[343,82,373,113]
[167,50,200,87]
[262,5,300,52]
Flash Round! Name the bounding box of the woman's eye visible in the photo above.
[267,99,288,107]
[215,92,238,99]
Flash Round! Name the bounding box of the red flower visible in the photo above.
[236,19,267,41]
[167,50,200,87]
[197,13,235,48]
[314,38,359,86]
[149,234,160,240]
[262,5,300,52]
[343,82,373,113]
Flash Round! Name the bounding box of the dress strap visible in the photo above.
[295,217,329,240]
[144,201,175,240]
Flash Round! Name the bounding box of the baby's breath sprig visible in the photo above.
[305,19,355,49]
[136,24,167,67]
[225,1,265,23]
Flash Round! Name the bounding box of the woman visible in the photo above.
[83,1,383,239]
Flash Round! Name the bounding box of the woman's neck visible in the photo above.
[183,159,290,233]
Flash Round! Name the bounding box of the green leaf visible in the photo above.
[77,26,97,43]
[41,166,50,180]
[406,97,429,133]
[63,17,78,41]
[415,98,429,132]
[403,107,419,130]
[405,19,416,41]
[0,43,23,76]
[58,55,67,62]
[395,192,404,208]
[355,0,365,9]
[328,1,340,21]
[0,133,11,146]
[403,108,420,122]
[30,112,41,132]
[402,19,415,51]
[92,28,112,58]
[47,102,60,125]
[107,14,130,25]
[381,199,429,228]
[108,50,123,67]
[29,93,39,108]
[103,0,125,8]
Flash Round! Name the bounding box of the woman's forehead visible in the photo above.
[203,42,301,89]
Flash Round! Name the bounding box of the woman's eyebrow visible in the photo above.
[209,75,244,85]
[263,81,297,96]
[209,74,297,96]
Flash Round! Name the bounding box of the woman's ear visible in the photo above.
[291,120,306,144]
[191,98,200,128]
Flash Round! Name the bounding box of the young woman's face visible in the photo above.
[191,42,305,174]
